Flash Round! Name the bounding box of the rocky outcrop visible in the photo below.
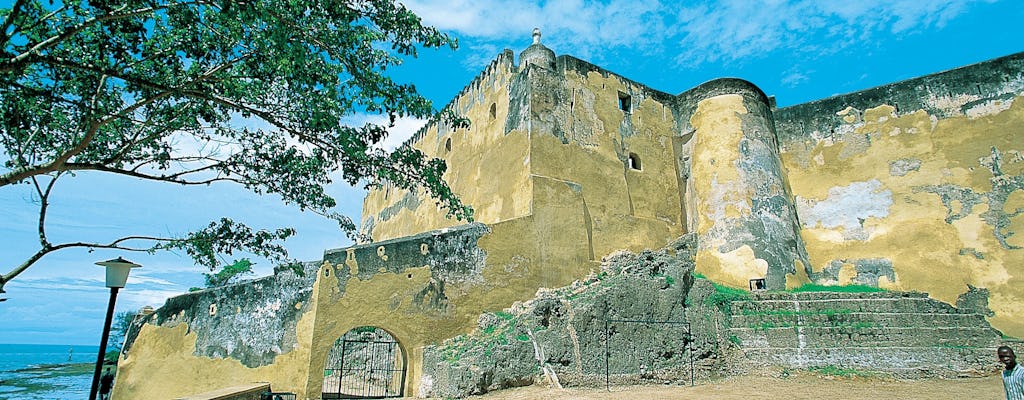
[418,235,719,398]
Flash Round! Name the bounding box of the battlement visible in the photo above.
[373,50,517,195]
[399,49,517,151]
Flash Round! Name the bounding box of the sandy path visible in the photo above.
[470,374,1005,400]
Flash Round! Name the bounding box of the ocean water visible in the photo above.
[0,343,100,400]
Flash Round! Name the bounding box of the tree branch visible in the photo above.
[0,83,186,187]
[30,173,59,250]
[0,49,255,187]
[0,0,27,46]
[3,1,212,71]
[62,162,243,185]
[0,235,175,293]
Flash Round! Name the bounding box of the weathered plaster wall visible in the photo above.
[113,264,321,399]
[775,52,1024,336]
[684,80,808,290]
[361,51,533,241]
[527,56,686,259]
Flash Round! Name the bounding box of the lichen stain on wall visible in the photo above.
[781,96,1024,336]
[796,180,893,242]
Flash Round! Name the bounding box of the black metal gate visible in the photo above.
[322,332,405,399]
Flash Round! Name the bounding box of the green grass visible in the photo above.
[705,281,751,309]
[808,365,877,378]
[653,273,676,287]
[788,283,886,293]
[439,310,523,364]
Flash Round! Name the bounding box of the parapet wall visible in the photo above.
[123,262,319,368]
[114,262,320,399]
[775,52,1024,146]
[397,49,517,152]
[324,223,489,286]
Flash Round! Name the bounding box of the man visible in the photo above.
[999,346,1024,400]
[98,367,115,400]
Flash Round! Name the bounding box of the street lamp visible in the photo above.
[89,257,141,400]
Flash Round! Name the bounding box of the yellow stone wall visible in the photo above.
[361,53,533,241]
[528,67,685,258]
[112,282,322,399]
[778,94,1024,337]
[690,94,764,287]
[364,57,687,266]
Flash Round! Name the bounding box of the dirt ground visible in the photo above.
[470,373,1005,400]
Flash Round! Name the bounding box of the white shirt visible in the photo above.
[1004,363,1024,400]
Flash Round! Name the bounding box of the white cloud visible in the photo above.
[340,114,428,151]
[404,0,671,65]
[781,67,812,88]
[404,0,986,68]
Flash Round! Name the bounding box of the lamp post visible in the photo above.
[89,257,141,400]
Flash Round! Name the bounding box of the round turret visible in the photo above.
[519,28,555,70]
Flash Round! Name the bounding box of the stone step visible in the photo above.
[730,297,961,315]
[729,311,989,327]
[743,291,930,301]
[738,346,999,374]
[730,325,1000,348]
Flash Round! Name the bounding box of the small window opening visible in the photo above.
[618,92,632,113]
[489,103,497,120]
[749,278,766,291]
[444,137,452,152]
[628,152,642,170]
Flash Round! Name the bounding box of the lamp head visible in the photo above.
[96,257,142,288]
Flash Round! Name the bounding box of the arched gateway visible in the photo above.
[322,327,406,399]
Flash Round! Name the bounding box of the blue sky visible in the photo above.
[1,0,1022,346]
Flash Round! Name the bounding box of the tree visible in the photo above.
[0,0,472,295]
[105,309,136,363]
[188,258,255,291]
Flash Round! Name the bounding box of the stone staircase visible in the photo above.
[727,291,1004,377]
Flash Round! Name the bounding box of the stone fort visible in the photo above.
[117,31,1024,399]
